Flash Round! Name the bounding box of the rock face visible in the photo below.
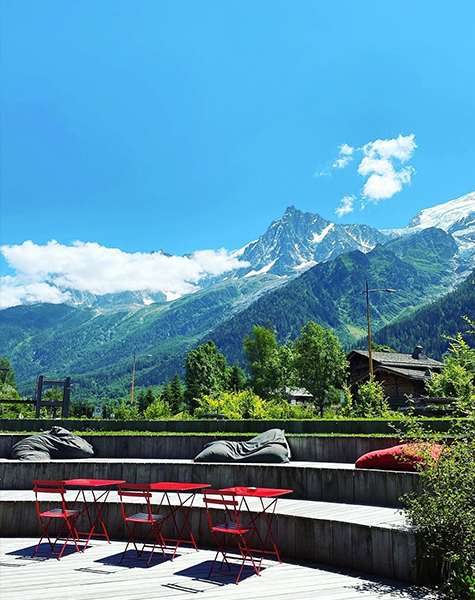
[234,205,387,277]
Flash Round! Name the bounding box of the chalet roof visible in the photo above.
[348,349,443,370]
[375,365,432,381]
[285,387,313,398]
[350,363,435,386]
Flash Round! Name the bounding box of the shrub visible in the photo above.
[194,391,266,419]
[143,399,171,420]
[352,380,389,417]
[426,333,475,415]
[194,391,317,420]
[403,436,475,598]
[114,401,138,420]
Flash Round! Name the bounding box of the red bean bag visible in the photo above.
[355,443,442,471]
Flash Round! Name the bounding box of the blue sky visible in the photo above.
[1,1,474,306]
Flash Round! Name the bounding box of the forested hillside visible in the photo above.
[373,271,475,359]
[1,275,279,399]
[1,227,467,400]
[207,228,458,364]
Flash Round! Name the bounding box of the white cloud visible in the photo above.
[358,134,417,202]
[0,277,72,308]
[332,143,354,169]
[0,240,249,308]
[315,134,417,213]
[362,134,416,162]
[335,195,356,218]
[314,143,354,177]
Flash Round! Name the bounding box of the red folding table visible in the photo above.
[219,486,292,563]
[64,478,125,549]
[149,482,211,559]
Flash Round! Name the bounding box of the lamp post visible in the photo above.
[130,352,152,405]
[359,280,396,380]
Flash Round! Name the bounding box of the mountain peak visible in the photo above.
[406,191,475,231]
[283,205,302,217]
[235,204,385,278]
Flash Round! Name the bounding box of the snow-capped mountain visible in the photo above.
[231,205,387,278]
[406,191,475,232]
[66,289,168,311]
[24,192,474,312]
[391,191,475,277]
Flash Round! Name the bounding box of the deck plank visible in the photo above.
[0,537,441,600]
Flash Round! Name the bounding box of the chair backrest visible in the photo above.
[32,480,69,518]
[33,480,67,495]
[117,483,155,521]
[202,490,242,530]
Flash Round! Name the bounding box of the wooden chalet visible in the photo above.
[347,346,444,406]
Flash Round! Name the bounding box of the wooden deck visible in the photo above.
[0,537,441,600]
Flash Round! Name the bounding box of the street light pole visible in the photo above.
[365,280,374,380]
[359,281,396,381]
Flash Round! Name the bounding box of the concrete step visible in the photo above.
[0,457,420,507]
[0,433,401,463]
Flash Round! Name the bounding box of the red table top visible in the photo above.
[64,479,126,487]
[220,486,293,498]
[149,482,212,492]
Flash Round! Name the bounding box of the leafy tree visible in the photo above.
[169,374,184,414]
[227,364,247,393]
[244,325,286,399]
[184,341,228,411]
[293,321,347,417]
[426,333,475,413]
[0,358,32,418]
[279,341,298,388]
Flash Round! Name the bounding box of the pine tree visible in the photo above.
[169,374,184,414]
[160,382,173,405]
[137,388,155,415]
[228,364,247,393]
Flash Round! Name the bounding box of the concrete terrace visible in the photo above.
[0,432,436,589]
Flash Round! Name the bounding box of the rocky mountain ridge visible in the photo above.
[68,191,474,311]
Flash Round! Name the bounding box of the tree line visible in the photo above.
[184,320,347,417]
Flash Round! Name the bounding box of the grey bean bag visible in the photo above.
[10,426,95,461]
[194,428,291,463]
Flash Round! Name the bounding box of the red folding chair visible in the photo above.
[203,490,261,584]
[33,480,82,560]
[117,483,167,566]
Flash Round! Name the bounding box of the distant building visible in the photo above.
[284,387,313,405]
[347,346,444,406]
